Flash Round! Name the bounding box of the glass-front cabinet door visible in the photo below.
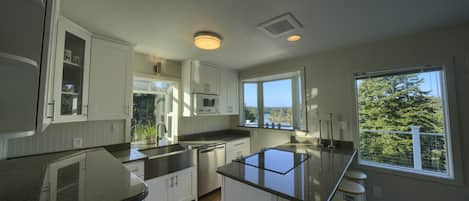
[53,17,91,122]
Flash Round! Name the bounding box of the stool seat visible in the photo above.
[338,179,365,195]
[345,170,367,181]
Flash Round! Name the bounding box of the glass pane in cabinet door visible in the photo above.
[61,32,85,115]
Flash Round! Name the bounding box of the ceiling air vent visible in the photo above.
[257,12,303,38]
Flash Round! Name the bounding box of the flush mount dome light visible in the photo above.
[194,31,223,50]
[287,34,302,42]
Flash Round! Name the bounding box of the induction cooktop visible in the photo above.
[234,148,309,175]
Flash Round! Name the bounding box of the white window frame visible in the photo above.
[353,65,455,179]
[240,71,305,130]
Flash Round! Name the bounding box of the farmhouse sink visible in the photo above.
[141,144,196,180]
[140,144,186,159]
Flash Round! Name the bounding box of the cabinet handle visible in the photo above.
[170,176,174,188]
[235,142,244,146]
[83,105,88,115]
[175,175,178,186]
[46,101,55,119]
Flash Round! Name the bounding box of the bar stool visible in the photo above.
[338,179,366,201]
[345,170,368,185]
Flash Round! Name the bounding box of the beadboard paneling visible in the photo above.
[179,116,234,135]
[7,120,125,158]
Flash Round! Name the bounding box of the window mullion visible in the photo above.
[257,81,264,127]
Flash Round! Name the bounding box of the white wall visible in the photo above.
[132,52,234,136]
[239,22,469,201]
[7,120,125,158]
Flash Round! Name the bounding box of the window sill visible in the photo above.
[236,125,308,133]
[359,160,463,187]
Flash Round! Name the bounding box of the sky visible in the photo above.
[356,71,442,97]
[244,71,442,108]
[244,79,293,107]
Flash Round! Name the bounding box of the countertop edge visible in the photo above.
[216,168,303,201]
[217,149,358,201]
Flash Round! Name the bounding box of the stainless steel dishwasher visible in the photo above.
[198,144,225,196]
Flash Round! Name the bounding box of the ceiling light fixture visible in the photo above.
[287,34,302,42]
[194,31,223,50]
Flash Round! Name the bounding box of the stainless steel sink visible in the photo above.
[140,144,186,159]
[141,144,196,180]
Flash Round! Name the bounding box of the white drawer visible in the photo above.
[226,138,250,152]
[124,160,145,178]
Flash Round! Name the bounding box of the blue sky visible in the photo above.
[244,71,442,108]
[244,79,292,107]
[356,71,442,97]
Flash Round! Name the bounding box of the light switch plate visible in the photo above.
[73,138,83,148]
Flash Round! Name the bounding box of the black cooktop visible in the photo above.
[234,148,309,174]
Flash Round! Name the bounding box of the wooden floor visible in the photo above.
[199,189,221,201]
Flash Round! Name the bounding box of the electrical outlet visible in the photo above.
[73,138,83,148]
[372,185,383,198]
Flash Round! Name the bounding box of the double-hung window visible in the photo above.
[355,66,454,178]
[241,71,305,130]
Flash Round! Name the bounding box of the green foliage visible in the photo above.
[268,107,292,124]
[358,73,447,172]
[244,105,258,122]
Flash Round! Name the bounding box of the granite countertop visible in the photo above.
[178,129,250,144]
[217,143,357,201]
[0,148,147,201]
[110,147,148,163]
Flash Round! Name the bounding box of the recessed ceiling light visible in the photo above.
[287,34,302,42]
[194,31,223,50]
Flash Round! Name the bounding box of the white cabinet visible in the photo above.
[146,175,169,201]
[146,167,197,201]
[88,37,133,121]
[184,60,219,95]
[226,138,250,163]
[219,69,239,115]
[222,177,277,201]
[182,60,220,116]
[50,16,91,123]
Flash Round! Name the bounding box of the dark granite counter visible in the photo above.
[110,147,148,164]
[0,148,147,201]
[178,129,250,146]
[217,143,356,201]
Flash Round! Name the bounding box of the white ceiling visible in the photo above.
[61,0,469,69]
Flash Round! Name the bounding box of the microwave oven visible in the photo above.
[193,94,219,115]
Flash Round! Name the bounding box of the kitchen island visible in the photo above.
[217,143,356,201]
[0,148,148,201]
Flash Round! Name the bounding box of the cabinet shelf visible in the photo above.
[63,60,82,68]
[62,91,80,96]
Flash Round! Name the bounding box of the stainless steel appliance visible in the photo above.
[198,144,225,196]
[0,0,49,136]
[193,94,219,115]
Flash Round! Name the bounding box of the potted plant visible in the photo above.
[140,123,156,145]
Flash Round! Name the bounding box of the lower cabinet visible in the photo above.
[146,167,197,201]
[222,177,289,201]
[226,138,251,163]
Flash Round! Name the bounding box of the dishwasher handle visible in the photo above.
[199,145,225,153]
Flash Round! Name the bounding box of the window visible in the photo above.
[241,71,305,130]
[243,83,259,127]
[131,78,177,146]
[355,67,453,178]
[263,79,293,129]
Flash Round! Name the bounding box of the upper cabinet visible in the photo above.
[40,15,133,130]
[87,37,133,121]
[52,17,92,123]
[182,60,219,95]
[219,69,239,115]
[181,60,239,116]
